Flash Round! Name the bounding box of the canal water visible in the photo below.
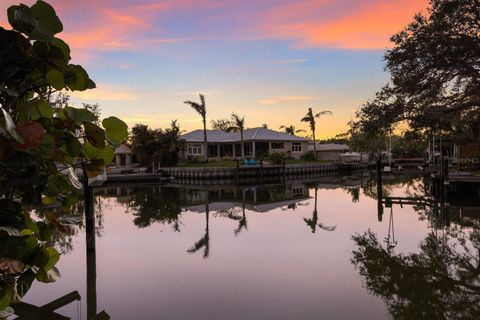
[23,173,480,319]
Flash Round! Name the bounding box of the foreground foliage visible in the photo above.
[0,0,127,311]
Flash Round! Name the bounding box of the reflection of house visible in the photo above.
[113,144,133,167]
[179,127,308,160]
[308,143,349,161]
[181,183,310,213]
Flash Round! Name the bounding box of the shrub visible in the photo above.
[301,151,317,161]
[269,152,284,165]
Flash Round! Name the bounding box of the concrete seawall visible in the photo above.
[161,163,366,181]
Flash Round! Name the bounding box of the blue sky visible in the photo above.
[0,0,429,137]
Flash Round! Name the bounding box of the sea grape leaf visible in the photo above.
[46,69,64,90]
[102,116,128,145]
[31,0,63,34]
[43,247,59,271]
[84,122,106,149]
[1,107,24,143]
[16,269,35,298]
[15,121,45,150]
[84,141,114,164]
[64,107,96,123]
[36,133,55,158]
[36,99,53,118]
[64,64,90,91]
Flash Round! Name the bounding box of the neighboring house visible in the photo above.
[179,127,308,160]
[308,143,349,161]
[113,144,133,167]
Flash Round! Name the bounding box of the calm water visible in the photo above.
[24,173,480,319]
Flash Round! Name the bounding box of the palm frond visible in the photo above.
[300,116,311,123]
[315,110,333,117]
[230,113,245,130]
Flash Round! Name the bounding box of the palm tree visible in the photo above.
[261,123,269,129]
[300,107,332,156]
[228,113,245,158]
[184,93,207,161]
[279,125,306,135]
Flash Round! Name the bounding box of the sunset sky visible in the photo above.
[1,0,429,138]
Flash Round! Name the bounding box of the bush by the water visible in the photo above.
[301,151,317,161]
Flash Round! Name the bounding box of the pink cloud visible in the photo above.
[261,0,429,49]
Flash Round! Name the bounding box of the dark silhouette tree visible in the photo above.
[301,108,332,155]
[228,113,246,158]
[184,94,208,161]
[279,125,305,135]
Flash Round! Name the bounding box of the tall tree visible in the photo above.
[228,113,246,158]
[210,118,233,131]
[350,0,480,138]
[279,124,305,135]
[301,108,332,155]
[184,94,208,161]
[130,122,180,168]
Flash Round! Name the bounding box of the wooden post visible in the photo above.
[376,156,383,222]
[260,159,264,183]
[82,164,97,320]
[235,159,239,185]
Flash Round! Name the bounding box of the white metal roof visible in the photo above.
[115,144,131,154]
[180,127,307,143]
[308,143,350,152]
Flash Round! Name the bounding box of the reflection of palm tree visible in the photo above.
[300,107,332,155]
[188,192,210,258]
[304,186,319,233]
[304,186,336,233]
[184,93,208,161]
[234,193,248,236]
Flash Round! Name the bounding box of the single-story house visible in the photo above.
[179,127,308,160]
[308,143,349,161]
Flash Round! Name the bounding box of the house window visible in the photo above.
[292,187,304,197]
[292,143,302,153]
[187,143,203,155]
[271,142,284,149]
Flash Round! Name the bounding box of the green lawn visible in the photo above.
[177,159,331,168]
[177,160,237,168]
[285,159,331,165]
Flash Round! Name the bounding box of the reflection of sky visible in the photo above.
[0,0,428,137]
[23,181,433,319]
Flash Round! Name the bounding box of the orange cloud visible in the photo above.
[262,0,429,49]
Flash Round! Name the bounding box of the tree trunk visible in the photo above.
[203,117,208,162]
[312,128,317,159]
[241,131,245,158]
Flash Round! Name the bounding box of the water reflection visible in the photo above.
[15,172,480,319]
[352,174,480,319]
